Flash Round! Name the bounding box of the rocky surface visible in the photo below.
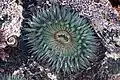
[0,0,120,80]
[0,0,23,48]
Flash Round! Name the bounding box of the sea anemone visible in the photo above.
[22,4,97,73]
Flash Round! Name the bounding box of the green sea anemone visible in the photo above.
[2,75,25,80]
[23,4,97,73]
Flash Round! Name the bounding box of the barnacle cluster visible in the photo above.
[22,4,97,73]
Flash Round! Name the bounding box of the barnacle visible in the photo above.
[2,75,25,80]
[22,4,97,73]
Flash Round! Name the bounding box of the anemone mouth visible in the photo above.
[23,4,97,73]
[53,30,73,53]
[54,30,71,44]
[42,20,77,56]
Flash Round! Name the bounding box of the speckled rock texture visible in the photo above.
[0,0,23,48]
[0,0,120,80]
